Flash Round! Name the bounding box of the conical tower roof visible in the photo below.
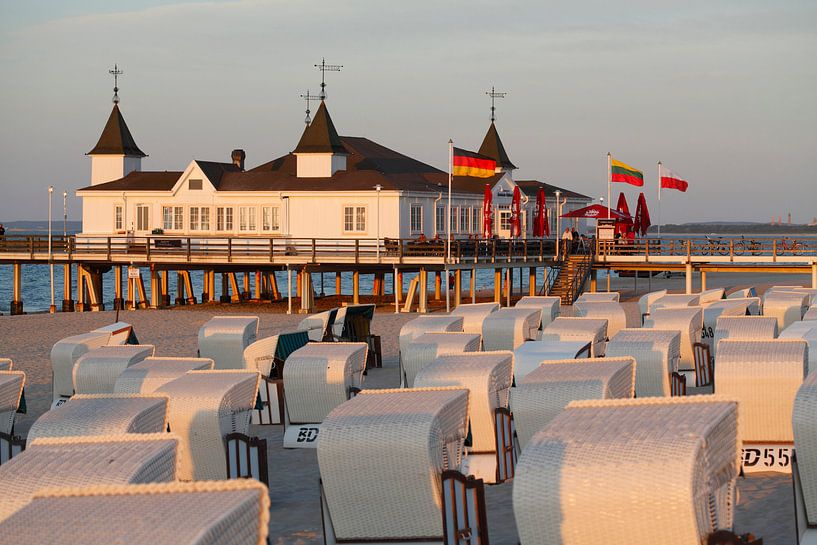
[87,104,146,157]
[293,101,348,154]
[478,122,516,170]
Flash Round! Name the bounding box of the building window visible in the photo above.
[262,206,280,232]
[239,206,256,232]
[449,206,457,233]
[114,205,123,231]
[343,206,366,233]
[460,207,469,232]
[472,206,480,233]
[189,207,199,231]
[174,207,183,230]
[162,206,183,231]
[136,205,150,231]
[499,210,512,232]
[410,204,423,233]
[217,207,233,232]
[200,207,210,230]
[435,206,445,235]
[189,179,203,190]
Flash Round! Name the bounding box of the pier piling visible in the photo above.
[62,263,74,312]
[10,263,23,315]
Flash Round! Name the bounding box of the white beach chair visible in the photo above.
[72,344,155,395]
[450,302,500,335]
[715,339,807,473]
[762,291,809,330]
[606,329,681,397]
[793,372,817,544]
[767,286,817,306]
[805,306,817,321]
[515,296,561,329]
[282,342,368,448]
[514,397,740,545]
[0,371,25,464]
[155,370,260,480]
[540,317,608,357]
[575,291,620,303]
[91,321,136,345]
[318,388,474,544]
[0,433,179,522]
[573,301,628,338]
[482,308,541,351]
[780,322,817,374]
[0,480,270,545]
[698,288,725,305]
[644,306,703,373]
[0,359,12,371]
[638,289,667,323]
[398,315,464,355]
[720,296,761,315]
[26,393,169,445]
[400,332,481,387]
[701,301,749,350]
[197,315,259,369]
[650,293,700,312]
[510,358,635,449]
[113,357,214,394]
[512,340,593,382]
[727,287,757,300]
[50,331,111,404]
[713,316,778,358]
[414,352,514,483]
[297,308,336,341]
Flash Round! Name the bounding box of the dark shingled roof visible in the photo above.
[87,104,147,157]
[478,122,516,170]
[292,101,348,155]
[195,161,242,188]
[515,180,592,201]
[77,171,182,191]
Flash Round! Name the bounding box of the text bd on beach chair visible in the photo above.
[331,304,382,369]
[644,306,703,381]
[401,332,481,388]
[399,315,464,355]
[451,302,500,335]
[763,291,810,330]
[318,387,490,545]
[282,342,368,448]
[0,371,26,465]
[155,370,262,482]
[510,357,636,450]
[0,480,270,545]
[576,291,620,303]
[638,289,667,324]
[414,352,515,484]
[573,301,628,338]
[781,321,817,374]
[541,317,608,357]
[482,307,541,351]
[297,307,339,341]
[72,344,155,395]
[0,433,179,522]
[606,329,681,397]
[243,330,310,425]
[512,340,594,382]
[793,372,817,545]
[49,331,112,407]
[513,397,744,545]
[515,296,561,329]
[113,356,215,394]
[712,316,778,358]
[715,338,807,474]
[197,315,259,369]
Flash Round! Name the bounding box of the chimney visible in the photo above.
[231,149,246,171]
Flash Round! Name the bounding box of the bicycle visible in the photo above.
[776,237,807,256]
[732,235,762,256]
[703,235,729,256]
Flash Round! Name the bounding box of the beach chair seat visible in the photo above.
[297,308,338,341]
[0,433,179,522]
[318,387,471,543]
[401,332,481,387]
[510,358,635,449]
[197,315,259,369]
[414,352,514,483]
[513,397,740,545]
[156,370,260,481]
[451,302,500,335]
[72,344,155,395]
[606,329,681,397]
[650,293,700,312]
[0,371,25,465]
[670,371,687,396]
[113,357,214,394]
[644,306,703,372]
[713,316,778,357]
[793,372,817,544]
[26,393,169,445]
[0,480,270,545]
[540,317,608,357]
[573,301,628,338]
[482,307,541,351]
[50,331,111,403]
[638,289,667,323]
[762,291,809,330]
[780,322,817,374]
[513,340,593,382]
[698,288,725,305]
[398,315,464,354]
[515,296,561,329]
[575,291,620,303]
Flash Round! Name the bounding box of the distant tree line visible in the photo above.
[650,223,817,235]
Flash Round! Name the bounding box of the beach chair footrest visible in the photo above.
[225,433,269,485]
[0,431,25,465]
[441,470,489,545]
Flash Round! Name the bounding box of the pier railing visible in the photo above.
[596,236,817,263]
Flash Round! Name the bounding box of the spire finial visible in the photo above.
[300,90,317,126]
[109,63,124,104]
[485,86,507,123]
[315,58,342,101]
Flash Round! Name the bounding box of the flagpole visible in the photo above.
[607,153,612,219]
[446,139,452,313]
[657,161,662,239]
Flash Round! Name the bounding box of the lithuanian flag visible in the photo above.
[453,148,496,178]
[611,157,644,186]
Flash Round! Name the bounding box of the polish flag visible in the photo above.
[660,166,688,192]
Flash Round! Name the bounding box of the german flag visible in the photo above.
[611,157,644,186]
[453,148,496,178]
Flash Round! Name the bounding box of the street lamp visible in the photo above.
[374,184,382,261]
[48,186,55,313]
[63,191,68,238]
[554,190,561,259]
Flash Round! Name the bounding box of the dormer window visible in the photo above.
[189,179,203,190]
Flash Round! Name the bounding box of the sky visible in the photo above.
[0,0,815,224]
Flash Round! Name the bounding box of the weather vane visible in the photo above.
[300,90,317,126]
[485,86,507,122]
[109,64,124,104]
[315,58,342,101]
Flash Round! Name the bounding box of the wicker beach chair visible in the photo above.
[0,433,179,522]
[762,291,809,330]
[606,328,681,397]
[510,358,635,449]
[540,317,608,357]
[515,296,561,329]
[780,322,817,374]
[0,480,270,545]
[482,308,541,351]
[0,359,11,371]
[644,306,703,372]
[576,291,620,303]
[514,397,740,545]
[414,352,514,483]
[793,372,817,544]
[297,308,339,341]
[26,393,168,445]
[513,340,594,382]
[113,357,214,394]
[573,301,628,338]
[318,387,473,544]
[330,304,381,369]
[155,370,260,480]
[401,332,481,387]
[451,302,500,335]
[727,287,757,299]
[721,296,762,315]
[638,289,667,323]
[197,316,259,369]
[91,321,138,345]
[650,293,700,312]
[399,315,464,355]
[712,316,778,358]
[701,301,748,351]
[698,288,726,305]
[805,306,817,321]
[0,371,25,464]
[72,344,155,395]
[50,331,111,403]
[768,287,817,306]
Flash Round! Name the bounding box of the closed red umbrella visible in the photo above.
[534,188,547,237]
[634,192,652,236]
[482,184,493,238]
[511,186,521,238]
[615,192,632,236]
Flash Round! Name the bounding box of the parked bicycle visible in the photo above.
[702,235,729,256]
[776,237,807,256]
[732,235,763,256]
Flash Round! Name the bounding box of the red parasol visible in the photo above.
[615,192,633,236]
[510,186,522,237]
[561,204,630,220]
[482,183,493,238]
[534,188,547,237]
[634,192,652,236]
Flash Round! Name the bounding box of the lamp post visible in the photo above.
[554,190,561,259]
[62,191,67,238]
[48,186,55,313]
[374,184,382,261]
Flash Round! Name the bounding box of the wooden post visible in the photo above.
[10,263,23,315]
[454,269,462,307]
[529,267,536,296]
[493,268,502,303]
[396,271,403,304]
[201,270,210,303]
[418,269,428,313]
[176,272,186,305]
[243,272,250,301]
[470,268,476,304]
[300,268,314,314]
[126,267,135,309]
[590,269,598,292]
[813,263,817,289]
[685,263,693,294]
[114,266,124,310]
[62,263,74,312]
[296,270,302,299]
[335,271,342,297]
[505,268,511,307]
[184,271,195,304]
[270,272,280,300]
[353,270,360,304]
[136,273,148,309]
[220,273,231,303]
[254,271,262,301]
[150,270,160,309]
[160,270,170,307]
[434,271,442,301]
[76,265,86,312]
[701,271,707,292]
[89,268,104,311]
[229,273,241,302]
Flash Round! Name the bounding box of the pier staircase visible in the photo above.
[546,251,594,304]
